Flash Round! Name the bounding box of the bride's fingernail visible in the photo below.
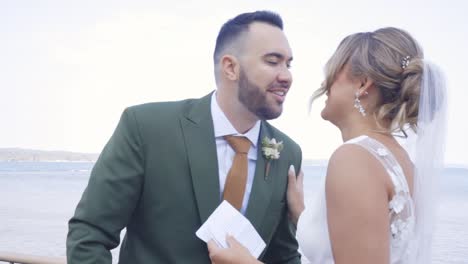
[289,165,295,174]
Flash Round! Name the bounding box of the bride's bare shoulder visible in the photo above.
[326,143,390,193]
[327,143,378,169]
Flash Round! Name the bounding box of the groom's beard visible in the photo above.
[238,70,282,120]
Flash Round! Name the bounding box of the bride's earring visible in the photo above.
[354,91,367,116]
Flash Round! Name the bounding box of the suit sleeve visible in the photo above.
[260,143,302,264]
[66,108,145,264]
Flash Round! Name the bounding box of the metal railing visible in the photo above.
[0,252,66,264]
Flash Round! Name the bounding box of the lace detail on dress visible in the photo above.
[345,135,415,264]
[297,135,416,264]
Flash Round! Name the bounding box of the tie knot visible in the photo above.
[224,136,251,154]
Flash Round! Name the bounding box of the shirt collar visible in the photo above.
[211,92,261,147]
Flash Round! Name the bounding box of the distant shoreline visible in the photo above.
[0,148,99,162]
[1,148,466,170]
[0,160,96,163]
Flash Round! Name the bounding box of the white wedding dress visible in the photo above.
[297,135,416,264]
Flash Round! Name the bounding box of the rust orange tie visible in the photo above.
[223,135,251,211]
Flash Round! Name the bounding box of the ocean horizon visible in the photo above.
[0,161,467,263]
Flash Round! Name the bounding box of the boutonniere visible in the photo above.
[261,137,283,179]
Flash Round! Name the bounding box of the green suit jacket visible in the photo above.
[67,93,303,263]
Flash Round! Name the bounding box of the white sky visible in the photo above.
[1,0,467,166]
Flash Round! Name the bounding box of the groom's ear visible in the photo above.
[220,55,240,81]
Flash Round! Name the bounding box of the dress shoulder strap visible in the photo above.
[344,135,410,194]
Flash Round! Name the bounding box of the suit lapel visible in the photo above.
[245,121,275,232]
[180,92,220,224]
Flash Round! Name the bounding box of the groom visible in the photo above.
[67,10,302,264]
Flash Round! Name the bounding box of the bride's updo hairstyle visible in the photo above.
[313,27,424,136]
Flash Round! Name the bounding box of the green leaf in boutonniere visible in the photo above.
[261,136,283,179]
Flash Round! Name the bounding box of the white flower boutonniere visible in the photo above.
[261,137,283,179]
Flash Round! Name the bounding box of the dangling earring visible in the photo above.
[354,91,367,116]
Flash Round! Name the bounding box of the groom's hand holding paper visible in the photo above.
[196,200,266,258]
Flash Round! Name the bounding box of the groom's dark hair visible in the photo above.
[213,10,283,66]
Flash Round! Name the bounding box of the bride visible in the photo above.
[207,27,447,264]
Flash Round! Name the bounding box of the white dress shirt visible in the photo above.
[210,92,261,215]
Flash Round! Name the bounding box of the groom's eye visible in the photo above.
[266,60,279,65]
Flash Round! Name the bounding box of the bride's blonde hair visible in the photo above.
[312,27,424,136]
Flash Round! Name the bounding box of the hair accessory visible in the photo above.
[401,55,411,69]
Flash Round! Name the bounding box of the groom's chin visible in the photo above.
[256,106,283,120]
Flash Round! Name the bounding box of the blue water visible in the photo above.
[0,162,467,263]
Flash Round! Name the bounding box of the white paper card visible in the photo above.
[196,200,266,258]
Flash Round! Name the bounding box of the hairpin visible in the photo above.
[401,55,411,69]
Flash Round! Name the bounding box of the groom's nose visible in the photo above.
[277,67,292,86]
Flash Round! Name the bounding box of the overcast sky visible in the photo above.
[1,0,467,166]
